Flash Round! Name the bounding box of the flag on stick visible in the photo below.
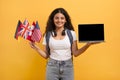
[31,21,42,43]
[14,19,42,43]
[14,20,22,40]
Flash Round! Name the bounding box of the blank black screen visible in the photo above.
[78,24,104,42]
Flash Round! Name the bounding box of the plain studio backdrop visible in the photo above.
[0,0,120,80]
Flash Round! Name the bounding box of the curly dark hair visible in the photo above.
[44,8,74,35]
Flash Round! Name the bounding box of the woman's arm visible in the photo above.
[72,41,100,57]
[29,42,49,59]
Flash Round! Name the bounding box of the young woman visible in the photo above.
[29,7,100,80]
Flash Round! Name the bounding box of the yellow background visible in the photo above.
[0,0,120,80]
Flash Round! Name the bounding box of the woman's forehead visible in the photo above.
[54,13,65,17]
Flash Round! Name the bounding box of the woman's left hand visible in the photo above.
[87,41,101,46]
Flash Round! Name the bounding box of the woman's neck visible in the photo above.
[55,27,64,33]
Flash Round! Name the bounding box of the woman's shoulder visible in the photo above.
[66,29,76,37]
[70,30,76,34]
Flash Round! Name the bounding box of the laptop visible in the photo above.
[78,24,104,42]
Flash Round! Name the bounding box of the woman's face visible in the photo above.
[53,13,66,28]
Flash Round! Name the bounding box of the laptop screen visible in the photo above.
[78,24,104,42]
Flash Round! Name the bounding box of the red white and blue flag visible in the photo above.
[31,21,42,43]
[14,19,42,43]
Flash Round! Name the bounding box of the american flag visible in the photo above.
[31,21,42,43]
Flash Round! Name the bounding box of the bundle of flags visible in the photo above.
[14,19,42,43]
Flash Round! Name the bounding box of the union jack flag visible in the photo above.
[14,19,42,43]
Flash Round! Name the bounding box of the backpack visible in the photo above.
[45,29,73,57]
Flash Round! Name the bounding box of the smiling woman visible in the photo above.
[29,7,100,80]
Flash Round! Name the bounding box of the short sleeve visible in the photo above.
[71,30,77,41]
[42,35,46,45]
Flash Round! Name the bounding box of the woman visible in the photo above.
[30,7,99,80]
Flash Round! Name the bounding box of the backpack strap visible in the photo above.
[66,29,73,46]
[66,29,73,59]
[45,31,51,56]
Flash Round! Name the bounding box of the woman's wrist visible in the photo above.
[34,44,40,51]
[86,42,91,47]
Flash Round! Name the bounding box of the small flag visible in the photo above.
[14,20,22,40]
[31,21,42,43]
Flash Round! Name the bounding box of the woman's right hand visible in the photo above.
[29,42,39,50]
[29,41,48,59]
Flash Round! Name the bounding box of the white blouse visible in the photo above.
[42,30,77,61]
